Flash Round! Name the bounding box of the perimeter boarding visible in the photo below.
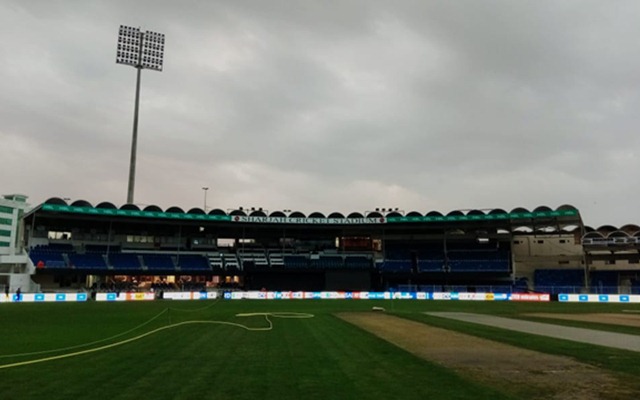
[2,290,639,303]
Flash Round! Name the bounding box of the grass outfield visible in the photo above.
[0,299,639,400]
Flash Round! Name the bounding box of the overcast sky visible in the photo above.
[2,1,640,228]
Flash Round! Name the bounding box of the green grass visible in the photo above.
[0,300,511,400]
[1,299,639,399]
[399,311,640,376]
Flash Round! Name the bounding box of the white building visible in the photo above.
[0,194,36,293]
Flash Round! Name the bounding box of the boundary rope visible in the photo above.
[0,299,223,360]
[0,312,313,370]
[0,308,169,359]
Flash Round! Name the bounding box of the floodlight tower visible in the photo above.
[116,25,165,204]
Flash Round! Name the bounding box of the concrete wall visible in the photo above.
[512,233,584,285]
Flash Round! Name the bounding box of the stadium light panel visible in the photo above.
[116,25,164,72]
[116,25,166,204]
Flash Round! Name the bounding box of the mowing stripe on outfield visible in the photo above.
[0,312,313,370]
[168,299,222,313]
[427,312,640,352]
[0,308,170,359]
[0,301,222,360]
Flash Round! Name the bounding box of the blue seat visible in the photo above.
[534,269,584,293]
[29,246,68,268]
[380,260,412,273]
[143,254,176,271]
[283,255,309,269]
[68,253,107,269]
[177,255,210,271]
[109,253,141,270]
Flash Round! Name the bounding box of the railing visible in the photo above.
[583,237,640,245]
[396,284,640,294]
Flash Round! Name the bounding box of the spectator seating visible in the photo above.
[207,253,224,272]
[109,253,142,270]
[238,250,269,270]
[382,241,510,274]
[176,254,211,271]
[268,251,285,268]
[143,254,176,271]
[29,245,68,268]
[590,271,619,294]
[68,253,108,269]
[534,269,584,294]
[631,278,640,295]
[344,255,372,269]
[283,255,309,269]
[310,256,343,269]
[417,260,444,272]
[222,253,241,273]
[379,260,412,273]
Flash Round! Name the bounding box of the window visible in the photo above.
[126,235,154,243]
[48,231,71,240]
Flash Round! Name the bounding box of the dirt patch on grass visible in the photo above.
[337,312,637,400]
[525,313,640,328]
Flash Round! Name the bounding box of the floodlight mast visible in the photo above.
[116,25,165,204]
[128,52,143,205]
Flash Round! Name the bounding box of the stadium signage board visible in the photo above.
[0,293,88,302]
[2,291,554,303]
[95,292,155,301]
[558,294,640,303]
[162,291,218,300]
[40,204,578,225]
[231,216,384,224]
[223,291,515,301]
[509,293,550,302]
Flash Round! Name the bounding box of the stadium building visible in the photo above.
[0,194,32,293]
[0,195,640,294]
[1,195,637,296]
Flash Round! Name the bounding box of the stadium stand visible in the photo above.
[590,271,619,294]
[26,200,634,294]
[68,252,108,270]
[268,251,286,268]
[283,254,309,269]
[142,254,176,272]
[207,253,224,272]
[223,253,241,273]
[176,254,211,272]
[344,255,372,269]
[632,278,640,294]
[534,269,584,294]
[379,260,412,273]
[29,245,68,268]
[310,255,343,269]
[108,252,142,270]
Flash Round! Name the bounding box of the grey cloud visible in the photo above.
[2,1,640,227]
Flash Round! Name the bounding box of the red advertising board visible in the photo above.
[509,293,550,302]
